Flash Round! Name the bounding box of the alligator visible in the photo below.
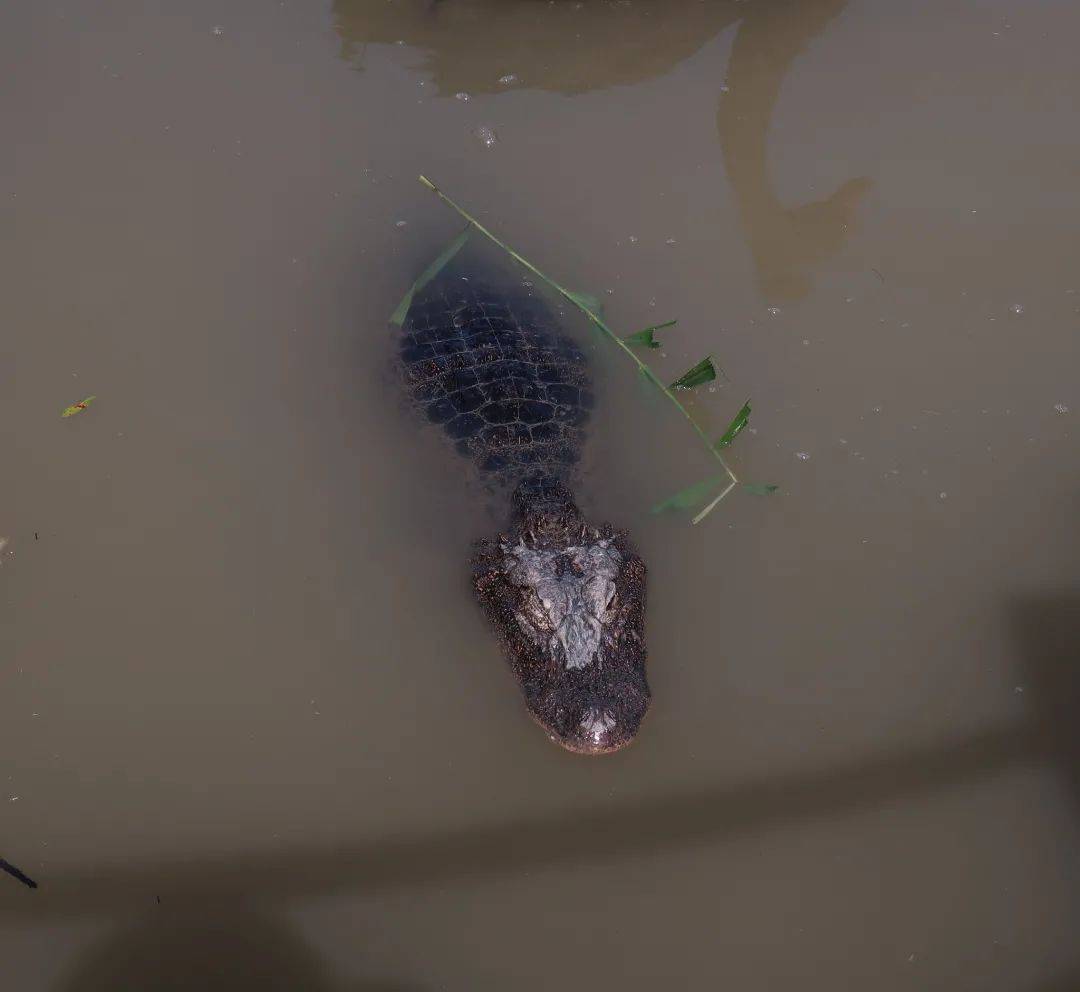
[399,265,649,754]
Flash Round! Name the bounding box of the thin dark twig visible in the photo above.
[1,857,38,889]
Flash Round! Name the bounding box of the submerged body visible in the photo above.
[400,269,649,753]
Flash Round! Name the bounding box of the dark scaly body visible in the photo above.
[400,269,649,754]
[399,275,592,483]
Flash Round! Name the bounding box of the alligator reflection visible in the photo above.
[333,0,870,300]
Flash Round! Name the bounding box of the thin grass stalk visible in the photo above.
[417,175,739,520]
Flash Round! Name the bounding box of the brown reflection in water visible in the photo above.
[332,0,870,300]
[333,0,738,95]
[716,0,871,300]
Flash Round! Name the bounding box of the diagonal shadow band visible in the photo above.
[0,723,1044,923]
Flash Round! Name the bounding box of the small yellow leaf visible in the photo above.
[62,395,97,418]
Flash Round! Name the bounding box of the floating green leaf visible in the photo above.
[61,395,96,418]
[565,291,603,316]
[670,356,716,391]
[624,319,676,349]
[651,476,725,514]
[743,483,779,496]
[390,226,471,327]
[414,175,771,525]
[716,400,751,449]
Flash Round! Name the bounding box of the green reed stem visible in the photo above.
[418,175,739,523]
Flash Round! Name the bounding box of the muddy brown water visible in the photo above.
[3,0,1080,988]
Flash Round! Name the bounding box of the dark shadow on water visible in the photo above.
[1030,971,1080,992]
[4,595,1076,984]
[332,0,870,301]
[0,723,1049,926]
[55,905,419,992]
[1010,595,1080,813]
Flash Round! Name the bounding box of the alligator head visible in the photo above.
[473,482,649,754]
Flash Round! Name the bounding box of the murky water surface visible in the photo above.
[3,1,1079,988]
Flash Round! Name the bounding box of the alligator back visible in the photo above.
[399,270,593,488]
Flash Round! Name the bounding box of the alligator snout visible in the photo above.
[473,484,649,754]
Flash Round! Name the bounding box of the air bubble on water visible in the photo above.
[767,307,781,317]
[719,82,730,93]
[795,451,811,461]
[498,73,519,86]
[394,220,407,228]
[845,296,855,304]
[708,385,717,393]
[648,298,657,308]
[665,238,677,245]
[211,25,224,35]
[939,492,948,500]
[455,92,470,102]
[871,405,882,414]
[802,338,810,346]
[474,125,498,147]
[1010,303,1024,315]
[1054,403,1069,414]
[628,235,639,244]
[521,280,533,288]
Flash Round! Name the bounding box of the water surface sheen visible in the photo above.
[2,1,1079,989]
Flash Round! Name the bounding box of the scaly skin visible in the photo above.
[400,268,650,753]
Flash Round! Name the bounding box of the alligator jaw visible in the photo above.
[473,483,649,754]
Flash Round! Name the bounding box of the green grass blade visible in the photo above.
[565,291,603,316]
[670,356,716,391]
[691,480,738,525]
[61,395,96,418]
[651,476,724,514]
[415,176,760,524]
[716,400,751,448]
[743,483,779,496]
[390,226,471,327]
[624,319,676,349]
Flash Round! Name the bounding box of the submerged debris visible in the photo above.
[61,395,96,418]
[473,125,498,148]
[0,857,37,890]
